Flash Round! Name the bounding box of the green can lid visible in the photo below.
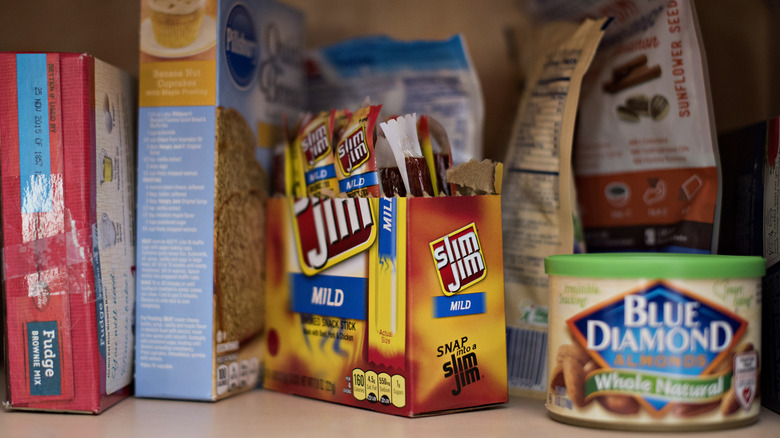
[545,253,766,279]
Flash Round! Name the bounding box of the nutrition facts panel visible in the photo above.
[509,76,570,173]
[351,369,406,408]
[135,106,216,398]
[502,46,584,291]
[502,18,606,396]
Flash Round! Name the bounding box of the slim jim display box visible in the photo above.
[263,195,508,416]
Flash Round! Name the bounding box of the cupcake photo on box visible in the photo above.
[140,0,217,58]
[150,0,206,48]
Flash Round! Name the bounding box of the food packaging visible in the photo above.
[135,0,303,401]
[1,52,136,413]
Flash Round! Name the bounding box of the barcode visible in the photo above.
[507,327,547,392]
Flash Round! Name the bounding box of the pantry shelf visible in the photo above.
[1,391,779,437]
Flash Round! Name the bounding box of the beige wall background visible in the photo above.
[1,0,779,159]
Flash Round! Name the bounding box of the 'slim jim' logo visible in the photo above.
[438,336,480,396]
[292,196,376,276]
[302,122,329,166]
[430,223,486,296]
[337,126,368,175]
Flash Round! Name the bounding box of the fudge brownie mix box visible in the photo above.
[0,52,136,413]
[135,0,303,401]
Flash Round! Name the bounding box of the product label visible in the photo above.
[430,223,486,296]
[334,105,381,197]
[291,273,366,319]
[302,121,329,165]
[263,195,507,415]
[351,369,406,407]
[224,3,259,89]
[338,172,379,194]
[368,197,407,369]
[337,126,368,175]
[733,350,758,410]
[433,292,486,318]
[439,335,481,396]
[27,321,61,396]
[290,196,376,276]
[135,0,303,401]
[569,282,744,411]
[570,0,719,253]
[548,276,761,425]
[299,112,340,197]
[16,53,52,214]
[501,17,606,395]
[306,165,337,185]
[93,60,137,394]
[139,61,217,108]
[307,35,482,165]
[136,106,216,399]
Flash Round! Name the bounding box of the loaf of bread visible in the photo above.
[214,106,267,343]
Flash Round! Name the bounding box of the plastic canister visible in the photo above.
[545,253,764,430]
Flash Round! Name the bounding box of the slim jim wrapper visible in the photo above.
[299,111,340,197]
[381,114,435,197]
[335,104,382,197]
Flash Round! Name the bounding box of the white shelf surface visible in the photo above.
[2,390,780,437]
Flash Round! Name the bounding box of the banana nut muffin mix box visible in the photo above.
[135,0,303,401]
[263,191,508,415]
[1,53,136,413]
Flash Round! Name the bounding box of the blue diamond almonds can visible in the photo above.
[544,254,765,430]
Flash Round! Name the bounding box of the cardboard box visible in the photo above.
[135,0,303,401]
[718,118,779,414]
[263,195,508,416]
[0,52,136,413]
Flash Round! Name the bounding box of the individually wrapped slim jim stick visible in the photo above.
[328,109,351,195]
[375,126,406,197]
[418,115,452,196]
[331,108,352,146]
[334,104,382,197]
[285,113,311,199]
[273,113,303,195]
[380,113,435,197]
[299,110,340,197]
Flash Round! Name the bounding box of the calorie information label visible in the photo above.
[501,18,606,394]
[503,48,583,293]
[503,54,583,393]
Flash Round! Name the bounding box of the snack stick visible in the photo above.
[376,130,406,197]
[380,113,434,197]
[419,115,452,196]
[299,110,340,197]
[285,113,308,199]
[331,109,352,149]
[334,104,382,197]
